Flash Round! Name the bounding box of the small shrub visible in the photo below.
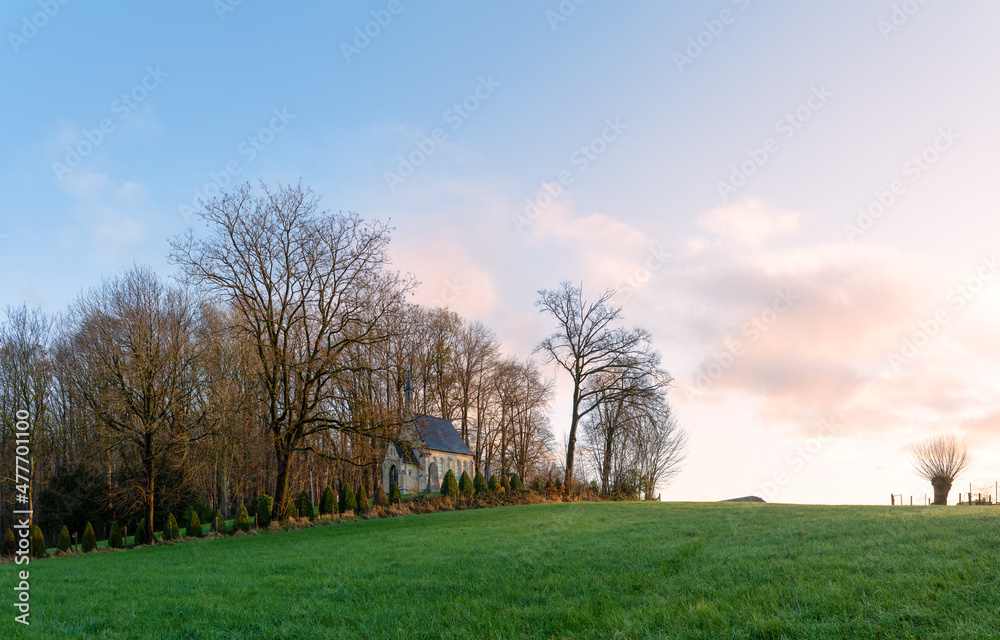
[474,471,488,495]
[320,486,337,515]
[296,490,315,520]
[83,522,97,552]
[57,525,72,553]
[188,512,203,538]
[553,476,563,492]
[215,516,226,535]
[510,474,524,492]
[459,471,474,497]
[109,522,124,548]
[164,513,180,541]
[502,474,511,493]
[590,480,601,494]
[374,484,388,507]
[135,518,146,545]
[255,494,273,528]
[285,498,298,519]
[340,484,357,513]
[488,474,501,493]
[389,482,402,505]
[2,528,15,557]
[442,470,460,497]
[235,503,251,532]
[30,525,47,557]
[356,485,370,514]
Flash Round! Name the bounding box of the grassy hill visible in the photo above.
[2,501,998,639]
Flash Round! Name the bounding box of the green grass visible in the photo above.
[2,502,999,639]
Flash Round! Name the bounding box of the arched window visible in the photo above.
[389,465,399,488]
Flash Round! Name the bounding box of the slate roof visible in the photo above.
[392,443,419,464]
[413,414,473,456]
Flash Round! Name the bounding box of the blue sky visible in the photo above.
[3,1,1000,504]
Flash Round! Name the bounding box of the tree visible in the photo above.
[61,266,206,545]
[374,483,387,507]
[82,522,97,552]
[319,486,337,515]
[442,469,459,497]
[296,490,314,520]
[235,503,251,531]
[109,522,124,548]
[164,513,180,541]
[912,435,970,505]
[2,528,15,557]
[487,474,500,493]
[473,471,488,495]
[30,525,46,557]
[356,484,370,514]
[459,471,474,497]
[535,282,669,492]
[255,494,273,527]
[57,525,71,552]
[170,182,413,521]
[135,518,147,545]
[188,512,203,537]
[340,483,357,513]
[389,482,401,505]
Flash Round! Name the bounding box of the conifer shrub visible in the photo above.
[459,471,474,497]
[188,512,203,537]
[215,516,226,535]
[82,522,97,552]
[510,474,524,492]
[340,484,357,513]
[488,474,501,493]
[164,513,180,541]
[502,474,511,493]
[442,469,460,497]
[30,525,47,557]
[2,528,16,557]
[533,476,545,493]
[553,476,563,492]
[320,486,337,515]
[235,503,251,532]
[285,498,298,519]
[57,525,72,553]
[255,494,273,527]
[374,484,388,507]
[474,471,488,495]
[135,518,146,545]
[356,485,370,514]
[109,522,124,548]
[296,490,314,519]
[389,482,402,505]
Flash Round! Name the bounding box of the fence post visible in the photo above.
[891,494,895,506]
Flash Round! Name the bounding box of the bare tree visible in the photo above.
[170,182,413,520]
[912,434,969,505]
[63,266,205,542]
[535,282,669,492]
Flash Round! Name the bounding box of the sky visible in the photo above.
[2,1,999,505]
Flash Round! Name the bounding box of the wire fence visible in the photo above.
[890,482,998,506]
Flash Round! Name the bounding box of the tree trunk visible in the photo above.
[271,445,292,521]
[144,433,155,544]
[564,382,581,493]
[931,476,952,505]
[601,429,614,495]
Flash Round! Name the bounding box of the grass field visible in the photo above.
[2,501,999,639]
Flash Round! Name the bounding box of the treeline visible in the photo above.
[0,183,557,545]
